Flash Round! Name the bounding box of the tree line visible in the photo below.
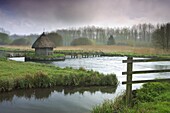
[152,23,170,50]
[56,24,155,47]
[0,23,169,50]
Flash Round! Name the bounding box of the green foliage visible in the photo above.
[0,32,11,45]
[33,72,50,88]
[136,82,169,102]
[0,60,118,92]
[92,94,127,113]
[71,37,95,46]
[47,32,63,46]
[107,35,115,45]
[56,24,155,46]
[26,53,65,59]
[152,23,170,50]
[0,58,7,61]
[92,100,115,113]
[10,34,39,45]
[11,38,31,45]
[92,82,170,113]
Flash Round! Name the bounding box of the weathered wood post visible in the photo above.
[126,57,133,107]
[71,54,73,58]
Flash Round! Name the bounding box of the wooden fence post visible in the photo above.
[122,57,170,107]
[126,57,133,107]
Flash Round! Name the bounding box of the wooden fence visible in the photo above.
[122,57,170,107]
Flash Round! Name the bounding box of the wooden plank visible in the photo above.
[122,56,170,108]
[126,57,133,107]
[122,69,170,75]
[122,78,170,84]
[123,58,170,63]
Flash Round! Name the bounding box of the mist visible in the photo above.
[0,0,170,34]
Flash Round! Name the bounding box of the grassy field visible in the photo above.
[1,45,170,55]
[0,45,32,51]
[0,58,118,92]
[92,82,170,113]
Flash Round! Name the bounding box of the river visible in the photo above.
[1,57,170,113]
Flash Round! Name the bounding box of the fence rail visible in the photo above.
[122,69,170,75]
[122,78,170,84]
[122,57,170,107]
[123,58,170,63]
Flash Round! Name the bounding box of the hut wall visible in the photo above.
[35,48,53,56]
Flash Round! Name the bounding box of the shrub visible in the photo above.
[11,38,31,45]
[33,72,50,88]
[107,35,115,45]
[136,82,168,102]
[47,32,63,46]
[71,37,95,46]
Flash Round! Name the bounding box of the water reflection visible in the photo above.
[154,63,170,70]
[6,57,170,113]
[0,86,116,103]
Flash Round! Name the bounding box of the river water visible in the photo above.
[1,57,170,113]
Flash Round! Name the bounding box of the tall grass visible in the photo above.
[1,45,170,55]
[0,59,118,92]
[1,45,170,58]
[92,82,170,113]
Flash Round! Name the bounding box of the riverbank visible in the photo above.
[101,52,170,58]
[0,58,118,92]
[25,53,65,61]
[1,45,170,58]
[92,82,170,113]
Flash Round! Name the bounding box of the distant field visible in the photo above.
[0,45,32,50]
[0,45,169,55]
[55,45,161,54]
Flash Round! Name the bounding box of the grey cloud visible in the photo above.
[0,0,169,34]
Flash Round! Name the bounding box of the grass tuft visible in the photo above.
[0,59,118,92]
[92,82,170,113]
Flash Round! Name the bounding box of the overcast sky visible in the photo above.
[0,0,170,35]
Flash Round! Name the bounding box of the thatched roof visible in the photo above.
[32,32,56,48]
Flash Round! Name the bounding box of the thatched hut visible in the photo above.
[32,32,56,56]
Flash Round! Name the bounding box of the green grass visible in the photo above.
[102,52,170,58]
[1,46,170,58]
[26,53,65,59]
[0,47,18,51]
[92,82,170,113]
[54,50,103,55]
[54,50,170,58]
[0,59,118,92]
